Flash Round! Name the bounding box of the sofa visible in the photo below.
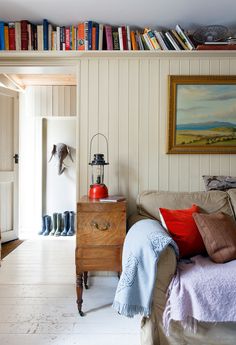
[129,189,236,345]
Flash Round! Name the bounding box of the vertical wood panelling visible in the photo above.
[169,60,180,191]
[118,60,129,196]
[79,60,89,197]
[128,59,139,214]
[139,60,149,193]
[148,60,160,191]
[159,59,170,191]
[108,60,119,196]
[78,56,236,213]
[0,182,13,232]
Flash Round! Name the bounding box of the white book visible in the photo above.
[165,31,181,51]
[175,24,194,50]
[48,24,52,50]
[56,26,60,50]
[99,23,103,50]
[52,31,57,50]
[99,195,126,203]
[27,23,32,50]
[126,25,131,50]
[154,31,168,50]
[118,27,123,50]
[15,22,21,51]
[84,21,88,50]
[37,25,43,51]
[143,33,154,50]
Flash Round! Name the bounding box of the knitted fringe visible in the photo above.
[112,301,150,318]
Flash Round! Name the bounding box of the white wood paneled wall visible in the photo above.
[19,85,76,235]
[78,57,236,215]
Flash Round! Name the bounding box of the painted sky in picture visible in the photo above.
[176,84,236,126]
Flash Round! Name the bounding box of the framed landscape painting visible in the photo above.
[167,75,236,154]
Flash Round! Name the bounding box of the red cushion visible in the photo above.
[159,204,206,258]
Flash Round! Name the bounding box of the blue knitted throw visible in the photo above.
[112,219,179,318]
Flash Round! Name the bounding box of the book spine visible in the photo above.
[65,27,70,50]
[56,26,60,50]
[88,21,93,50]
[33,25,37,50]
[4,25,9,50]
[0,22,5,50]
[154,31,167,50]
[121,26,127,50]
[78,23,85,50]
[43,19,49,50]
[8,23,16,50]
[98,24,103,50]
[84,21,88,50]
[52,31,56,50]
[92,26,96,50]
[60,26,65,50]
[136,31,144,50]
[37,25,43,51]
[21,20,28,50]
[112,30,120,50]
[126,25,131,50]
[94,23,99,50]
[165,31,181,50]
[130,31,138,50]
[48,24,52,50]
[74,27,78,50]
[15,22,21,50]
[146,29,161,50]
[143,33,153,50]
[105,25,113,50]
[118,27,123,50]
[27,23,32,50]
[171,29,188,50]
[175,24,194,50]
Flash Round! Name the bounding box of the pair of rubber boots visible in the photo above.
[50,211,75,236]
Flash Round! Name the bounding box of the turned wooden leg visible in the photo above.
[76,272,84,316]
[84,271,88,289]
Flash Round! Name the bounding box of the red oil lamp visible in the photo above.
[88,133,109,199]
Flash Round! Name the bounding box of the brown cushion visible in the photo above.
[193,212,236,263]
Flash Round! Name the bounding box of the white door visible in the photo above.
[0,87,19,243]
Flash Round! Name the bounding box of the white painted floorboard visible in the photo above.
[0,237,141,345]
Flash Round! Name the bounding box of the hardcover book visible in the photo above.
[0,22,5,50]
[99,195,126,202]
[8,22,16,50]
[43,19,49,50]
[78,23,85,50]
[105,25,113,50]
[112,28,120,50]
[4,25,9,50]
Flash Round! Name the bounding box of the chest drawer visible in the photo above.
[77,211,126,246]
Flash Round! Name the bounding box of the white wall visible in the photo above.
[19,85,76,236]
[78,56,236,216]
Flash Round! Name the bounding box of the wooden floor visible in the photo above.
[0,237,140,345]
[1,239,24,259]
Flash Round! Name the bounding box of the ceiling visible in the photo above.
[1,0,236,33]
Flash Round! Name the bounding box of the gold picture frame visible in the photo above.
[167,75,236,154]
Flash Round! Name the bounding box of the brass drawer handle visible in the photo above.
[91,221,110,231]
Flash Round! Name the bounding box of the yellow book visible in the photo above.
[4,25,9,50]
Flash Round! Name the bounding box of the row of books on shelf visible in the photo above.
[1,19,235,52]
[0,19,197,51]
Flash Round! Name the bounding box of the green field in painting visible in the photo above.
[176,128,236,146]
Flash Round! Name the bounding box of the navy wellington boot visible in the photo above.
[38,215,47,235]
[61,211,70,236]
[55,213,62,236]
[49,213,58,236]
[42,215,51,236]
[67,211,75,236]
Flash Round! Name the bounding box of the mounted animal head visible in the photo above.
[49,143,73,175]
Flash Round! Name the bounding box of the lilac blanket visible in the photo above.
[163,255,236,333]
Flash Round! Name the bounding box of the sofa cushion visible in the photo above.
[159,205,206,258]
[136,190,234,221]
[193,212,236,263]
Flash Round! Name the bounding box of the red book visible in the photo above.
[105,25,113,50]
[65,27,70,50]
[196,44,236,50]
[121,26,128,50]
[21,20,28,50]
[92,27,96,50]
[78,23,85,50]
[9,23,16,50]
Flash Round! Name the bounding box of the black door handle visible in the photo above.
[13,154,19,164]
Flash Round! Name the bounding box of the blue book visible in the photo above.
[43,19,49,50]
[88,21,93,50]
[0,22,5,50]
[94,22,99,50]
